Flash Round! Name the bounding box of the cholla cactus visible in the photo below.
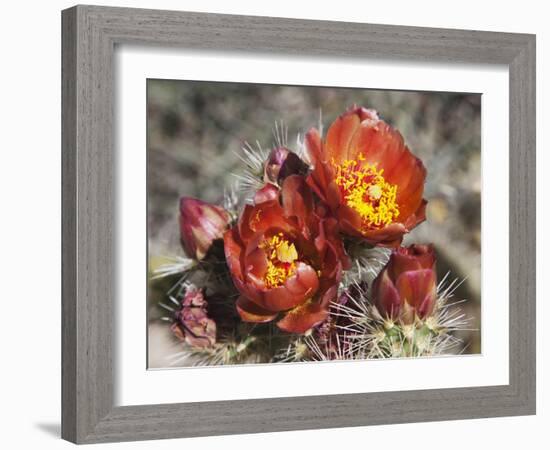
[150,108,476,367]
[306,272,471,360]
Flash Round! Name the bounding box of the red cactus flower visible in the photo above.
[264,147,308,185]
[179,197,230,260]
[372,244,437,324]
[223,175,350,334]
[171,286,217,348]
[306,106,427,247]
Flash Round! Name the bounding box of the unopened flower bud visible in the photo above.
[179,197,230,260]
[372,244,437,324]
[263,147,308,185]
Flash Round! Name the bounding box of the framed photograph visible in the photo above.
[62,5,536,444]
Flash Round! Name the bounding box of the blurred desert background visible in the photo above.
[147,79,482,364]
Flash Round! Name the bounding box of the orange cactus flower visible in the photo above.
[223,175,350,334]
[306,106,427,247]
[372,244,437,324]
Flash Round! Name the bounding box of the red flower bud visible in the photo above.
[372,244,437,323]
[179,197,230,260]
[264,147,308,185]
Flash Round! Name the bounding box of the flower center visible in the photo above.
[333,155,399,229]
[260,232,299,288]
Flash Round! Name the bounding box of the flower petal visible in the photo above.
[393,159,427,221]
[373,269,402,318]
[260,263,319,312]
[389,252,423,279]
[361,222,408,248]
[305,128,323,164]
[236,296,278,323]
[317,285,339,309]
[277,301,329,334]
[395,268,437,318]
[244,247,269,283]
[403,198,427,232]
[223,228,244,282]
[285,262,319,296]
[338,204,365,238]
[306,129,332,203]
[326,109,362,163]
[281,175,313,233]
[392,155,426,198]
[254,183,280,204]
[358,122,406,174]
[326,181,343,211]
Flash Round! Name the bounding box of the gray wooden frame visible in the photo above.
[61,4,536,444]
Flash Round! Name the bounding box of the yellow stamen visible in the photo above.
[260,233,299,288]
[276,239,298,263]
[333,155,399,230]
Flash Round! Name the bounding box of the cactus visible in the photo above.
[150,112,475,367]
